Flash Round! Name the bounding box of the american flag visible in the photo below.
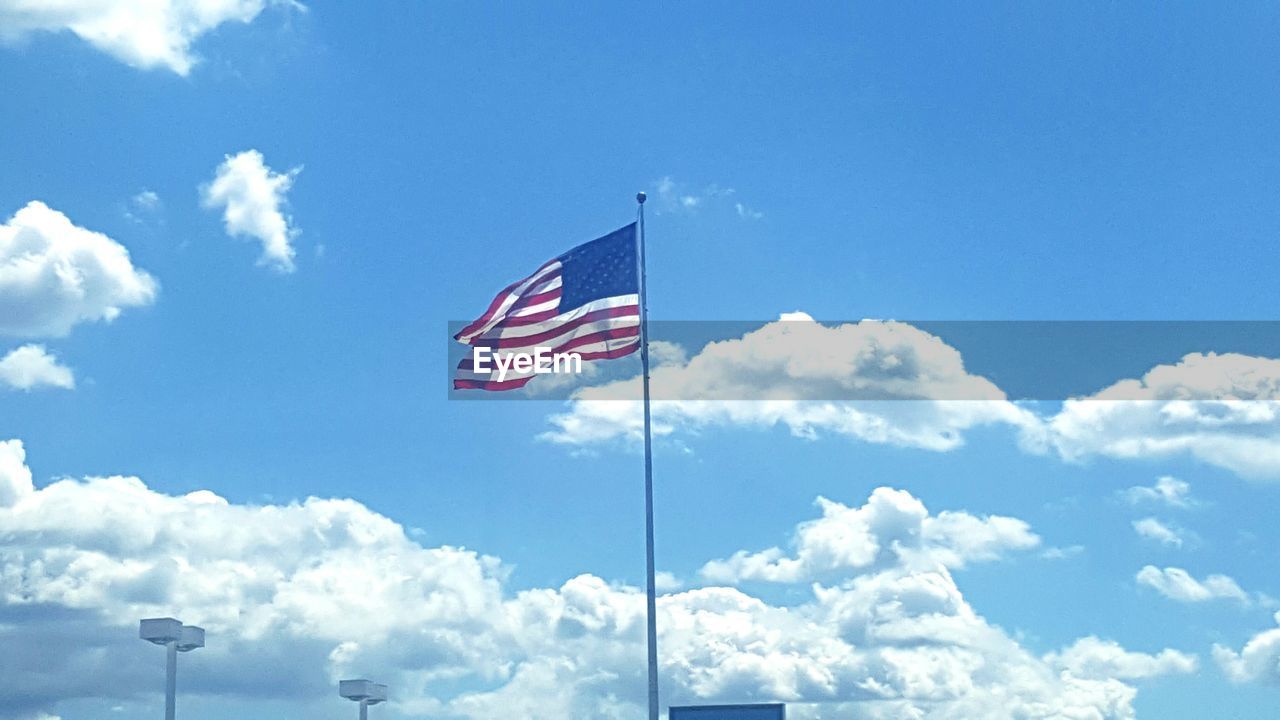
[453,224,642,391]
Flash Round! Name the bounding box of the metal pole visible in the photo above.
[165,640,177,720]
[636,192,660,720]
[359,700,369,720]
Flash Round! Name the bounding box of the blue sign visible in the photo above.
[670,704,785,720]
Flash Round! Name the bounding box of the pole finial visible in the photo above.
[636,191,647,205]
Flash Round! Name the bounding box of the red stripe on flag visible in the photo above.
[452,376,536,391]
[454,262,560,341]
[508,287,563,314]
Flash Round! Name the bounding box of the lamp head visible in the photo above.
[139,618,182,645]
[177,625,205,652]
[340,679,388,704]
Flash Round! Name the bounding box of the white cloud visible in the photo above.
[201,149,301,273]
[1122,476,1194,508]
[924,507,1042,568]
[0,456,514,716]
[0,0,299,75]
[531,325,1280,488]
[0,439,34,507]
[0,441,1194,719]
[699,488,1040,584]
[1044,353,1280,481]
[543,335,1280,483]
[0,201,158,338]
[1131,518,1186,548]
[0,344,74,390]
[654,571,683,593]
[648,340,687,368]
[1136,566,1249,604]
[1214,612,1280,685]
[1046,637,1197,680]
[543,316,1038,451]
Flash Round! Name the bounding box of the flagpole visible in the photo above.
[636,191,660,720]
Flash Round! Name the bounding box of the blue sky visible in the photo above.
[2,3,1280,719]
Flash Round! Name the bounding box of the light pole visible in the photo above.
[140,617,204,720]
[339,679,387,720]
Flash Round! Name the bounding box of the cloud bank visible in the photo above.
[1044,352,1280,480]
[542,318,1280,484]
[0,440,1195,719]
[543,316,1038,452]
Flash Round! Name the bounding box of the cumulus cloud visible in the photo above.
[1046,637,1197,680]
[1121,476,1194,508]
[1044,353,1280,481]
[0,201,158,338]
[201,150,301,273]
[1136,566,1249,604]
[0,441,1194,719]
[0,0,299,75]
[0,453,513,717]
[699,488,1040,584]
[538,326,1280,483]
[0,344,74,390]
[1131,518,1186,548]
[542,316,1038,451]
[1214,612,1280,686]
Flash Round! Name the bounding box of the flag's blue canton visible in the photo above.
[557,223,638,310]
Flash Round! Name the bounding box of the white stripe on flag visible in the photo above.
[473,294,640,342]
[510,296,562,318]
